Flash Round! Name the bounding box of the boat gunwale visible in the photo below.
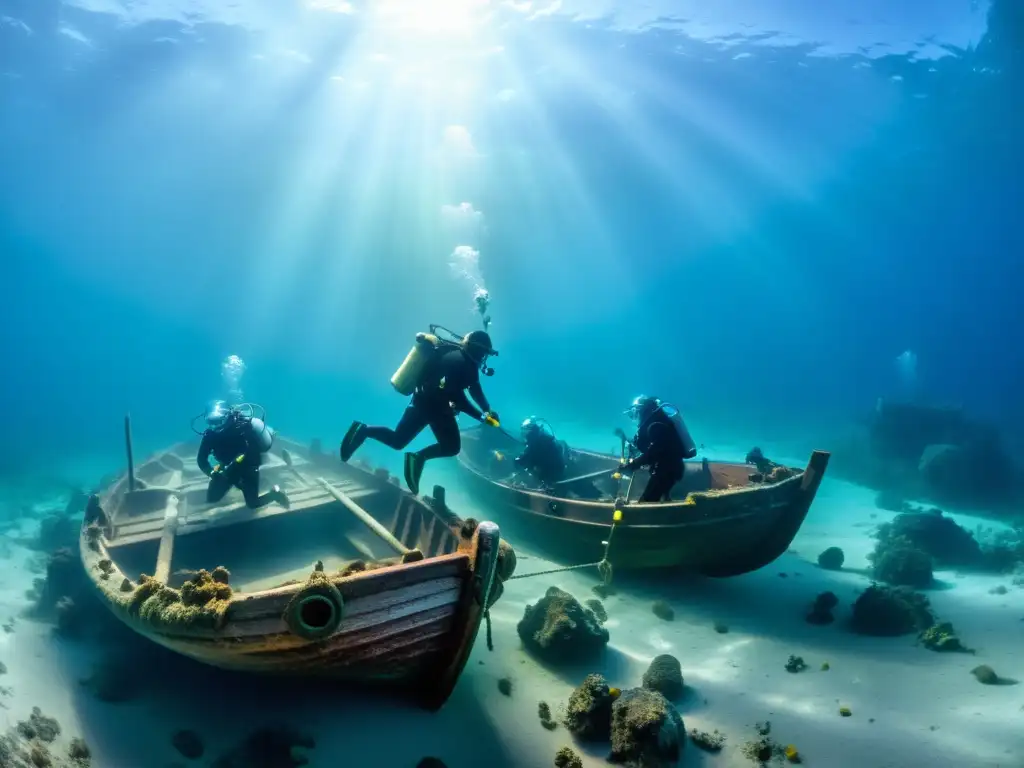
[458,426,815,514]
[82,439,485,639]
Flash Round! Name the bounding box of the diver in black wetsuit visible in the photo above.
[339,330,500,495]
[619,395,698,503]
[515,416,569,489]
[196,401,290,509]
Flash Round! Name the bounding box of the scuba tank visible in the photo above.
[391,333,440,396]
[659,404,698,459]
[247,417,275,452]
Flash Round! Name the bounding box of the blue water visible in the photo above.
[1,2,1022,766]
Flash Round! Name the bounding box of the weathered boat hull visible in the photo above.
[457,425,829,576]
[81,434,511,710]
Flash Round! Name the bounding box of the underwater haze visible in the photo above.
[2,1,1024,767]
[1,0,1020,475]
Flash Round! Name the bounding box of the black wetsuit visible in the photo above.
[364,347,491,461]
[625,410,687,502]
[197,420,276,509]
[515,435,568,488]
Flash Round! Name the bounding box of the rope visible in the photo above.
[507,560,606,580]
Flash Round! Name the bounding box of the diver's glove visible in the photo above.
[211,464,223,476]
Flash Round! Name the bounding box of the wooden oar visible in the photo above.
[279,448,307,485]
[316,477,422,562]
[552,467,620,487]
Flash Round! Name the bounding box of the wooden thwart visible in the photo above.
[153,494,181,583]
[317,477,422,562]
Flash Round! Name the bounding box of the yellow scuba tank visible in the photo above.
[391,333,439,396]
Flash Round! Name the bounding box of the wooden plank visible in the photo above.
[227,554,467,621]
[214,577,463,639]
[153,494,181,583]
[107,487,382,547]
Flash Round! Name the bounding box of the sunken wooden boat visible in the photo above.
[79,418,515,710]
[457,425,829,577]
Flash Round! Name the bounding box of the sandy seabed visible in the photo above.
[0,445,1021,768]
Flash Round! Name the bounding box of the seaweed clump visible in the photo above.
[609,687,684,768]
[867,535,934,587]
[563,674,615,741]
[641,654,684,700]
[849,585,933,636]
[118,568,232,631]
[918,621,974,653]
[517,587,609,663]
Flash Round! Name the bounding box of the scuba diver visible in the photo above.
[514,416,570,489]
[339,327,500,495]
[195,401,290,509]
[617,395,698,503]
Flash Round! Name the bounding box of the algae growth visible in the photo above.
[116,568,233,631]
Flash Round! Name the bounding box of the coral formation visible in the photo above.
[849,584,934,636]
[713,621,729,634]
[17,707,61,742]
[641,654,684,700]
[584,598,608,624]
[919,622,974,653]
[651,601,674,621]
[68,738,91,764]
[609,687,684,768]
[517,587,609,663]
[172,730,204,760]
[416,759,447,768]
[741,721,784,765]
[553,746,584,768]
[876,508,983,567]
[767,466,795,483]
[563,674,615,741]
[497,677,513,696]
[868,535,934,587]
[816,547,845,570]
[538,702,558,730]
[689,729,726,752]
[784,656,807,673]
[806,591,839,625]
